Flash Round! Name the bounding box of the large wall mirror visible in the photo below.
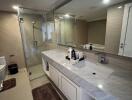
[54,0,132,58]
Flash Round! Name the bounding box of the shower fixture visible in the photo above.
[19,17,24,23]
[32,20,38,47]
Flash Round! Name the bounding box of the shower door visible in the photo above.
[18,9,47,80]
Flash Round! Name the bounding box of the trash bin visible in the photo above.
[8,64,18,75]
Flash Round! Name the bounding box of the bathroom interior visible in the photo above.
[0,0,132,100]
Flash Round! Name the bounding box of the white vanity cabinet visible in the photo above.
[49,64,59,87]
[42,57,94,100]
[60,74,80,100]
[48,64,80,100]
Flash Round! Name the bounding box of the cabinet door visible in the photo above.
[61,75,77,100]
[49,64,59,87]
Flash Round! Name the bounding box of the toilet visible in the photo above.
[0,56,6,91]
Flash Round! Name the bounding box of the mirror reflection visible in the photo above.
[54,0,131,58]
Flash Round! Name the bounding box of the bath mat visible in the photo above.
[0,78,16,92]
[32,83,61,100]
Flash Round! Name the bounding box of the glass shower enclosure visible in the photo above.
[18,8,55,80]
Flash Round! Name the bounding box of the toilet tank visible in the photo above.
[0,56,6,65]
[0,56,6,82]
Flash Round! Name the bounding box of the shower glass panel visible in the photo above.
[18,8,55,80]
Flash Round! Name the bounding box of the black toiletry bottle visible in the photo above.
[71,49,76,60]
[89,44,93,50]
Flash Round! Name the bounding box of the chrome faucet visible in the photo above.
[98,54,108,64]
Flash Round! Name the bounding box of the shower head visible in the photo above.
[19,17,24,23]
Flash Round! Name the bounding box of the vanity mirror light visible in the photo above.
[53,0,132,58]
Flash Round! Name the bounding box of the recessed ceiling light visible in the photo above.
[98,84,103,89]
[118,6,122,9]
[12,5,19,10]
[103,0,110,4]
[64,14,70,18]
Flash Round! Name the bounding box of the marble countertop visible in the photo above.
[42,49,132,100]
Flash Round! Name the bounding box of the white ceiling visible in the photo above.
[0,0,127,20]
[0,0,59,12]
[56,0,127,21]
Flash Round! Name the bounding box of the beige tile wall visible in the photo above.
[88,20,106,45]
[55,19,88,46]
[0,12,26,68]
[75,20,88,46]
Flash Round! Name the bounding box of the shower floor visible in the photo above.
[28,64,44,80]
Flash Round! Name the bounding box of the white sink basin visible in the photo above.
[0,56,6,65]
[75,60,114,79]
[63,60,114,79]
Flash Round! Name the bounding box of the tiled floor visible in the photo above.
[0,65,52,100]
[29,64,44,80]
[28,64,49,89]
[0,68,33,100]
[30,75,49,89]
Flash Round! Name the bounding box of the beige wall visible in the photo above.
[88,20,106,45]
[75,20,88,46]
[56,18,107,47]
[105,4,124,54]
[56,19,88,46]
[0,12,26,68]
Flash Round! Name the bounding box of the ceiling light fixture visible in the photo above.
[98,84,103,89]
[12,5,19,10]
[64,14,70,18]
[118,6,122,9]
[103,0,110,4]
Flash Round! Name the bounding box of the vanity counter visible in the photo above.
[42,49,132,100]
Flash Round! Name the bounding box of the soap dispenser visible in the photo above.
[71,48,76,60]
[89,44,93,50]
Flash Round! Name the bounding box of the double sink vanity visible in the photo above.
[42,49,132,100]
